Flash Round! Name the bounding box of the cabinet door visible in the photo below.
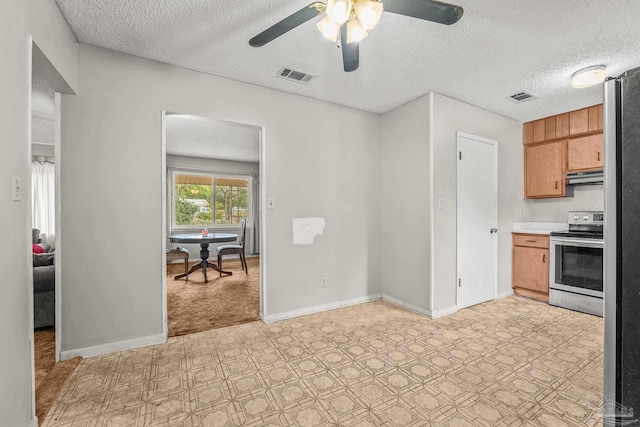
[525,141,566,198]
[570,108,589,135]
[523,121,534,145]
[533,119,546,143]
[545,117,556,140]
[513,246,549,293]
[588,104,603,132]
[556,113,570,138]
[568,134,604,171]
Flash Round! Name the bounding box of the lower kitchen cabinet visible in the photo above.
[512,233,550,301]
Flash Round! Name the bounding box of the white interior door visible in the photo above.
[457,132,498,309]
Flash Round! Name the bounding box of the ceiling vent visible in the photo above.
[509,91,537,102]
[277,67,315,84]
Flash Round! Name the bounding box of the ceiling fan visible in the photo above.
[249,0,463,73]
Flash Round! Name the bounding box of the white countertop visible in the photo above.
[511,222,568,235]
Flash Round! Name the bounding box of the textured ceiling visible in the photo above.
[54,0,640,121]
[165,115,260,163]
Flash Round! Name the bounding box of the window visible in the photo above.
[172,171,250,228]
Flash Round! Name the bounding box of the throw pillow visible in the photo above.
[33,244,44,254]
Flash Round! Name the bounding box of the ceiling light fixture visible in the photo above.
[318,0,384,44]
[572,65,606,89]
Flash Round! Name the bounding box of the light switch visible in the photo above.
[267,198,275,210]
[12,176,22,202]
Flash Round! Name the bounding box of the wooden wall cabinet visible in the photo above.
[570,108,590,135]
[533,119,546,143]
[524,140,567,198]
[512,233,550,302]
[523,104,602,199]
[523,121,534,145]
[567,133,604,172]
[588,104,603,132]
[555,113,570,138]
[570,105,602,135]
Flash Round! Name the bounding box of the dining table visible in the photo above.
[169,233,238,283]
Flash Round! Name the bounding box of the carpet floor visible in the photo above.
[167,256,260,337]
[42,296,603,426]
[34,329,82,425]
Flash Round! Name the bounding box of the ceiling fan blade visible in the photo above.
[249,2,325,47]
[340,24,359,72]
[383,0,463,25]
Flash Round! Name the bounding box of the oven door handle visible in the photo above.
[551,238,603,248]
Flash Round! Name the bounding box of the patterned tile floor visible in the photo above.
[42,296,603,426]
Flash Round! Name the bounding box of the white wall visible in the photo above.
[380,95,431,314]
[60,45,381,353]
[166,154,259,258]
[0,0,77,424]
[431,93,526,314]
[529,186,604,221]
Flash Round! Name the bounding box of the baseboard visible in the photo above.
[431,305,458,319]
[381,294,431,316]
[262,294,381,323]
[496,290,515,300]
[29,417,38,427]
[60,332,167,360]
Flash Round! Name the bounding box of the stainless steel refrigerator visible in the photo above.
[604,67,640,422]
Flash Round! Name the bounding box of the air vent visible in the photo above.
[509,91,537,102]
[277,67,315,84]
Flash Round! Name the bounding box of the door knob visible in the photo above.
[490,228,498,234]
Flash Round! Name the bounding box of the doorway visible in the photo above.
[161,112,264,337]
[456,132,498,309]
[28,39,79,424]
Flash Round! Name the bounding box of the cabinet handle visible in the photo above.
[597,152,601,162]
[526,240,536,243]
[555,181,558,190]
[543,254,546,263]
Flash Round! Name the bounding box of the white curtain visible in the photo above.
[250,173,260,254]
[32,159,55,246]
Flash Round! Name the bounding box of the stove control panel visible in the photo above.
[568,211,604,225]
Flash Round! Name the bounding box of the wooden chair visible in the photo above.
[216,218,248,276]
[166,247,190,280]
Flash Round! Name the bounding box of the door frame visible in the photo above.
[160,112,267,336]
[27,36,77,421]
[456,131,499,308]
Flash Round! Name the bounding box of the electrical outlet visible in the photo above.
[321,277,327,288]
[267,198,275,210]
[438,198,444,210]
[12,176,22,202]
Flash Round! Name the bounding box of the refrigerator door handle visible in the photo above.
[603,77,618,406]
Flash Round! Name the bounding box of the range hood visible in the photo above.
[566,170,604,185]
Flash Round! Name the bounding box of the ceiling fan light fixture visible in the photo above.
[354,0,383,30]
[572,65,606,88]
[326,0,353,24]
[346,17,368,43]
[316,16,341,41]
